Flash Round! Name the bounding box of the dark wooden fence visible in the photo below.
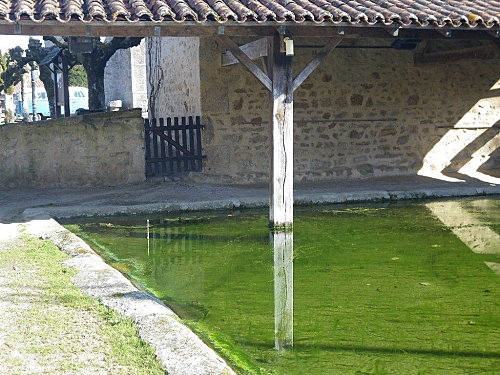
[144,116,205,177]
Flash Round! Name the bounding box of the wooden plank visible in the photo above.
[149,124,203,131]
[195,116,203,171]
[218,35,272,92]
[188,116,196,171]
[174,117,181,172]
[151,118,160,176]
[152,125,192,158]
[144,119,153,176]
[221,37,269,66]
[291,36,342,93]
[166,117,174,173]
[0,22,494,40]
[414,45,499,66]
[181,117,189,171]
[269,35,294,229]
[159,118,167,175]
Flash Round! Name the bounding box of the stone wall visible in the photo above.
[105,46,133,109]
[200,37,499,183]
[105,40,148,113]
[146,37,201,119]
[0,109,145,188]
[105,37,201,119]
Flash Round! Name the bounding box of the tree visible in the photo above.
[69,65,87,87]
[25,39,57,116]
[1,36,142,114]
[0,40,58,117]
[0,51,7,91]
[0,47,27,94]
[44,37,143,109]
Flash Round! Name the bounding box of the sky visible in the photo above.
[0,35,43,53]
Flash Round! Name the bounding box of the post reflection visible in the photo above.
[272,230,294,350]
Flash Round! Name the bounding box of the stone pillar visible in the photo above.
[146,37,201,119]
[105,39,147,114]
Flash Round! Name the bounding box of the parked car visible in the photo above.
[15,86,89,120]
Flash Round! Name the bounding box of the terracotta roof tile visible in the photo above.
[149,0,175,21]
[205,0,239,21]
[0,0,498,28]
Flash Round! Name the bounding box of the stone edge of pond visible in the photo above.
[25,218,237,375]
[22,198,270,220]
[295,186,500,204]
[22,185,500,220]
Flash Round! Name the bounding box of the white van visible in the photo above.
[68,87,89,113]
[16,86,89,120]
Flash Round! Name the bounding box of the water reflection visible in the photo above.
[272,230,294,350]
[66,200,500,374]
[145,218,296,350]
[425,200,500,255]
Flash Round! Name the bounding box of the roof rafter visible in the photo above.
[1,21,499,40]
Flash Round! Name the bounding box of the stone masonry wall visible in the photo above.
[105,47,133,108]
[147,37,201,119]
[0,109,145,188]
[105,40,148,113]
[130,41,149,112]
[200,37,499,184]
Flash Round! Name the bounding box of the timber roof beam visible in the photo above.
[0,21,270,38]
[2,22,499,41]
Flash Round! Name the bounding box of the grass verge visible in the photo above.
[0,232,166,375]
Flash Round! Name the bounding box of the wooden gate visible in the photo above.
[144,116,205,177]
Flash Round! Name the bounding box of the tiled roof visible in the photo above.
[0,0,498,29]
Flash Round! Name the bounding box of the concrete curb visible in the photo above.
[25,219,237,375]
[22,185,500,220]
[22,197,269,220]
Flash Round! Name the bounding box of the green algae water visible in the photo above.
[63,197,500,375]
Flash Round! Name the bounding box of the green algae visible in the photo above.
[63,197,500,375]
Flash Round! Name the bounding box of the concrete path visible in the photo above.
[1,175,498,223]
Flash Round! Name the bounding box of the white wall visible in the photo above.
[146,37,201,119]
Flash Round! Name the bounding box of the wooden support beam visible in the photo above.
[384,26,401,37]
[291,36,342,93]
[218,33,340,229]
[437,29,453,38]
[0,21,496,40]
[490,38,500,52]
[269,35,294,229]
[414,45,499,66]
[62,57,70,117]
[221,37,268,66]
[217,35,272,91]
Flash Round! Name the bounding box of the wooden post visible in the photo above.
[217,33,341,229]
[53,62,61,118]
[269,35,294,229]
[62,56,70,117]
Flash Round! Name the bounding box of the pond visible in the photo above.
[63,197,500,375]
